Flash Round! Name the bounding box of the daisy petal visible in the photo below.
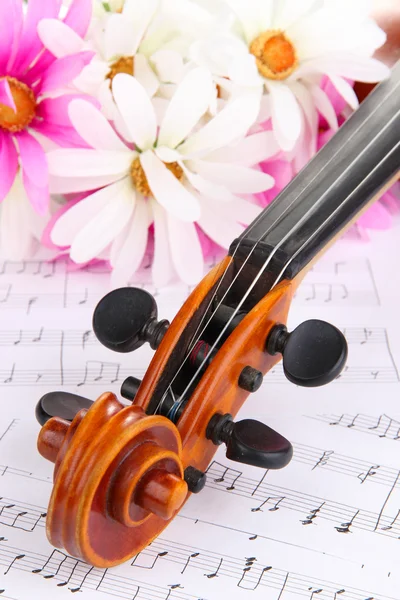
[179,93,261,157]
[48,148,132,180]
[123,0,159,56]
[204,195,262,225]
[0,131,19,203]
[68,99,129,151]
[151,49,185,84]
[111,197,149,284]
[151,199,174,287]
[224,0,272,43]
[180,163,238,202]
[167,214,204,285]
[327,74,359,111]
[199,204,245,249]
[310,85,338,131]
[1,178,38,261]
[112,74,157,151]
[140,150,201,221]
[274,0,320,30]
[227,53,263,87]
[158,67,214,149]
[190,35,250,79]
[51,181,127,247]
[189,160,274,194]
[206,131,280,166]
[267,81,302,151]
[104,13,137,60]
[37,18,84,58]
[134,54,159,98]
[71,185,134,264]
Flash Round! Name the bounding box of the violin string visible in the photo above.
[163,99,400,417]
[155,69,399,417]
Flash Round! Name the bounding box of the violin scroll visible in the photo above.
[36,392,189,568]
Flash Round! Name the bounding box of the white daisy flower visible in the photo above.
[191,0,390,150]
[41,0,224,107]
[47,69,276,286]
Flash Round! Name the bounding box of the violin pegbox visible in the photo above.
[35,259,349,568]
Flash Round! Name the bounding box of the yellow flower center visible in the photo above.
[130,157,184,197]
[106,56,135,84]
[249,30,297,80]
[0,77,36,132]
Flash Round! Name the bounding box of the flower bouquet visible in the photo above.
[0,0,398,286]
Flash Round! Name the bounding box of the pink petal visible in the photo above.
[0,131,19,202]
[31,120,90,148]
[12,0,62,77]
[0,79,16,111]
[14,132,49,214]
[37,51,95,95]
[3,0,24,74]
[36,94,100,127]
[21,172,49,215]
[15,131,48,188]
[381,187,400,213]
[22,52,56,88]
[257,159,294,206]
[64,0,93,38]
[0,1,16,72]
[356,201,393,231]
[320,75,349,118]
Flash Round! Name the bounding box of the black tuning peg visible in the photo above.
[206,413,293,470]
[121,376,142,401]
[93,288,170,353]
[35,392,94,426]
[267,319,348,388]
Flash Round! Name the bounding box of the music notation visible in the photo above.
[309,414,400,441]
[292,258,380,306]
[0,541,395,600]
[0,421,19,444]
[293,443,399,488]
[205,461,400,540]
[1,226,400,600]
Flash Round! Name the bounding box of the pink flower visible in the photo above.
[0,0,94,258]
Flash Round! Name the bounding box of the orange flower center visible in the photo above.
[250,31,297,80]
[0,77,36,132]
[106,56,135,84]
[130,157,184,197]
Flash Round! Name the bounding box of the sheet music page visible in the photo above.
[1,219,400,600]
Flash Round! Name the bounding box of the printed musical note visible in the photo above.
[312,450,334,470]
[301,503,325,526]
[131,550,169,570]
[335,510,360,533]
[251,495,285,513]
[181,553,200,575]
[357,465,380,484]
[4,553,25,575]
[204,558,223,579]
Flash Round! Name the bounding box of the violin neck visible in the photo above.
[229,61,400,294]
